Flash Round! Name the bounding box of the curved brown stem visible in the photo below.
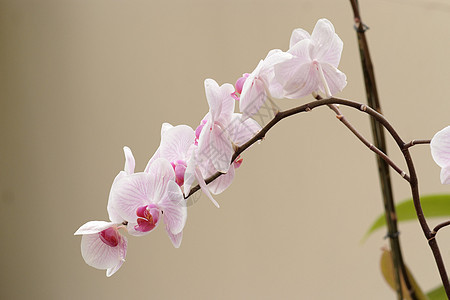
[185,96,450,298]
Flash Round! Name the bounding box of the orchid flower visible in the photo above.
[239,50,291,119]
[74,221,127,277]
[193,113,261,195]
[274,18,347,98]
[197,78,236,174]
[431,126,450,184]
[184,78,261,202]
[108,152,187,248]
[74,147,134,276]
[144,123,221,207]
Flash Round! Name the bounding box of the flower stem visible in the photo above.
[349,1,413,298]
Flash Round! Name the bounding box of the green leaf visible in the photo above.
[380,249,428,300]
[363,194,450,241]
[427,285,446,300]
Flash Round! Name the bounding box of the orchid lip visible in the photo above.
[99,227,120,247]
[134,204,160,233]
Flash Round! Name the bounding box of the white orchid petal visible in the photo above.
[229,113,261,147]
[287,39,313,61]
[320,33,343,68]
[160,181,187,235]
[311,18,336,60]
[106,236,127,277]
[107,171,127,224]
[166,225,183,248]
[210,125,234,173]
[283,62,319,99]
[208,165,235,195]
[109,173,155,222]
[80,231,127,273]
[75,221,114,235]
[204,79,235,126]
[441,166,450,184]
[147,158,176,204]
[321,63,347,95]
[195,166,220,208]
[123,146,135,175]
[431,126,450,168]
[160,125,196,162]
[290,28,311,48]
[161,122,174,136]
[239,76,267,120]
[183,147,197,196]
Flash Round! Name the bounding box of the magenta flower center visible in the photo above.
[234,155,243,169]
[99,227,120,247]
[134,204,160,232]
[171,160,187,186]
[194,119,208,145]
[232,73,250,100]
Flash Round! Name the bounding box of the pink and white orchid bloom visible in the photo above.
[431,126,450,184]
[145,123,195,187]
[74,221,127,277]
[195,113,261,195]
[274,18,347,99]
[239,50,291,119]
[109,157,187,248]
[183,79,262,206]
[107,146,135,224]
[197,78,236,174]
[142,122,219,207]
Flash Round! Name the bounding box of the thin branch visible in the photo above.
[432,220,450,236]
[184,96,450,297]
[402,148,450,296]
[316,96,410,182]
[185,97,409,198]
[349,1,411,298]
[404,139,431,149]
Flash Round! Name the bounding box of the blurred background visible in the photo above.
[2,0,450,299]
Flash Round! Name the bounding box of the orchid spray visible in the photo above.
[74,6,450,299]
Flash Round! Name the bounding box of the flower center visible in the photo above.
[194,119,207,145]
[99,227,120,247]
[232,73,250,100]
[134,204,160,232]
[171,160,188,186]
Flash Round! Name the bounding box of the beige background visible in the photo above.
[2,0,450,299]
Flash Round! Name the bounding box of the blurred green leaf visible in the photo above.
[363,194,450,241]
[427,285,446,300]
[380,249,428,300]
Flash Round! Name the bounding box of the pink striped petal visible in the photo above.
[441,166,450,184]
[208,165,235,195]
[160,125,195,162]
[239,62,267,119]
[74,221,114,235]
[166,225,183,248]
[281,61,319,99]
[160,181,187,234]
[431,126,450,168]
[80,227,127,277]
[311,18,336,61]
[196,166,220,207]
[204,79,235,126]
[107,171,127,224]
[109,173,156,223]
[290,28,311,48]
[210,125,234,173]
[228,113,261,147]
[321,62,347,95]
[146,158,176,203]
[123,146,135,175]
